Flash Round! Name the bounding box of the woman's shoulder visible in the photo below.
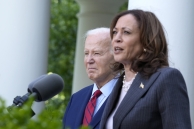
[157,66,182,74]
[156,66,184,81]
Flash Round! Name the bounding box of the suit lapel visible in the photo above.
[100,75,123,128]
[74,86,93,127]
[113,72,161,128]
[105,75,123,116]
[89,99,108,128]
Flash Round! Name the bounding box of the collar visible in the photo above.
[92,78,118,98]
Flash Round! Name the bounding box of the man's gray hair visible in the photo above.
[84,27,113,54]
[85,27,110,38]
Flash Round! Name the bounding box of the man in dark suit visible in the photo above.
[63,28,118,129]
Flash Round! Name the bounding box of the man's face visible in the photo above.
[84,34,114,85]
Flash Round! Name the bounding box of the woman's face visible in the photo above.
[112,14,143,66]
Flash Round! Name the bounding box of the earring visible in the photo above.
[143,48,147,52]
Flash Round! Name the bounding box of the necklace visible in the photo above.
[122,73,137,92]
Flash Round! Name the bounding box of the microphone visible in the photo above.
[32,73,64,102]
[11,73,64,106]
[27,74,47,93]
[8,73,64,117]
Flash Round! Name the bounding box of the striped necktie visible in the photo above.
[82,90,102,126]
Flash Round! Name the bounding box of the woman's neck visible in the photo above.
[124,67,137,82]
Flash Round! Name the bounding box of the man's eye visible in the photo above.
[84,53,88,55]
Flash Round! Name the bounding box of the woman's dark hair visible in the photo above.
[110,9,169,78]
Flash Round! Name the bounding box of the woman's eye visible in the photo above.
[112,30,117,35]
[124,31,130,34]
[84,52,88,56]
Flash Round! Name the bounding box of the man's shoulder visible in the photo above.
[72,84,94,96]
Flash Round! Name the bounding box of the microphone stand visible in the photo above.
[7,93,37,117]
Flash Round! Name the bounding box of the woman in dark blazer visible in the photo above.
[99,9,192,129]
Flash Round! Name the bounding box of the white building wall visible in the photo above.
[0,0,50,114]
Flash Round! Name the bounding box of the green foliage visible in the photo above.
[119,1,128,12]
[48,0,79,116]
[0,97,92,129]
[49,0,79,93]
[0,97,62,129]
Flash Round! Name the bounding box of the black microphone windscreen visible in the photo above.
[32,73,64,101]
[28,75,47,93]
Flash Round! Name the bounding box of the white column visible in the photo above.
[0,0,50,115]
[73,0,127,93]
[128,0,194,126]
